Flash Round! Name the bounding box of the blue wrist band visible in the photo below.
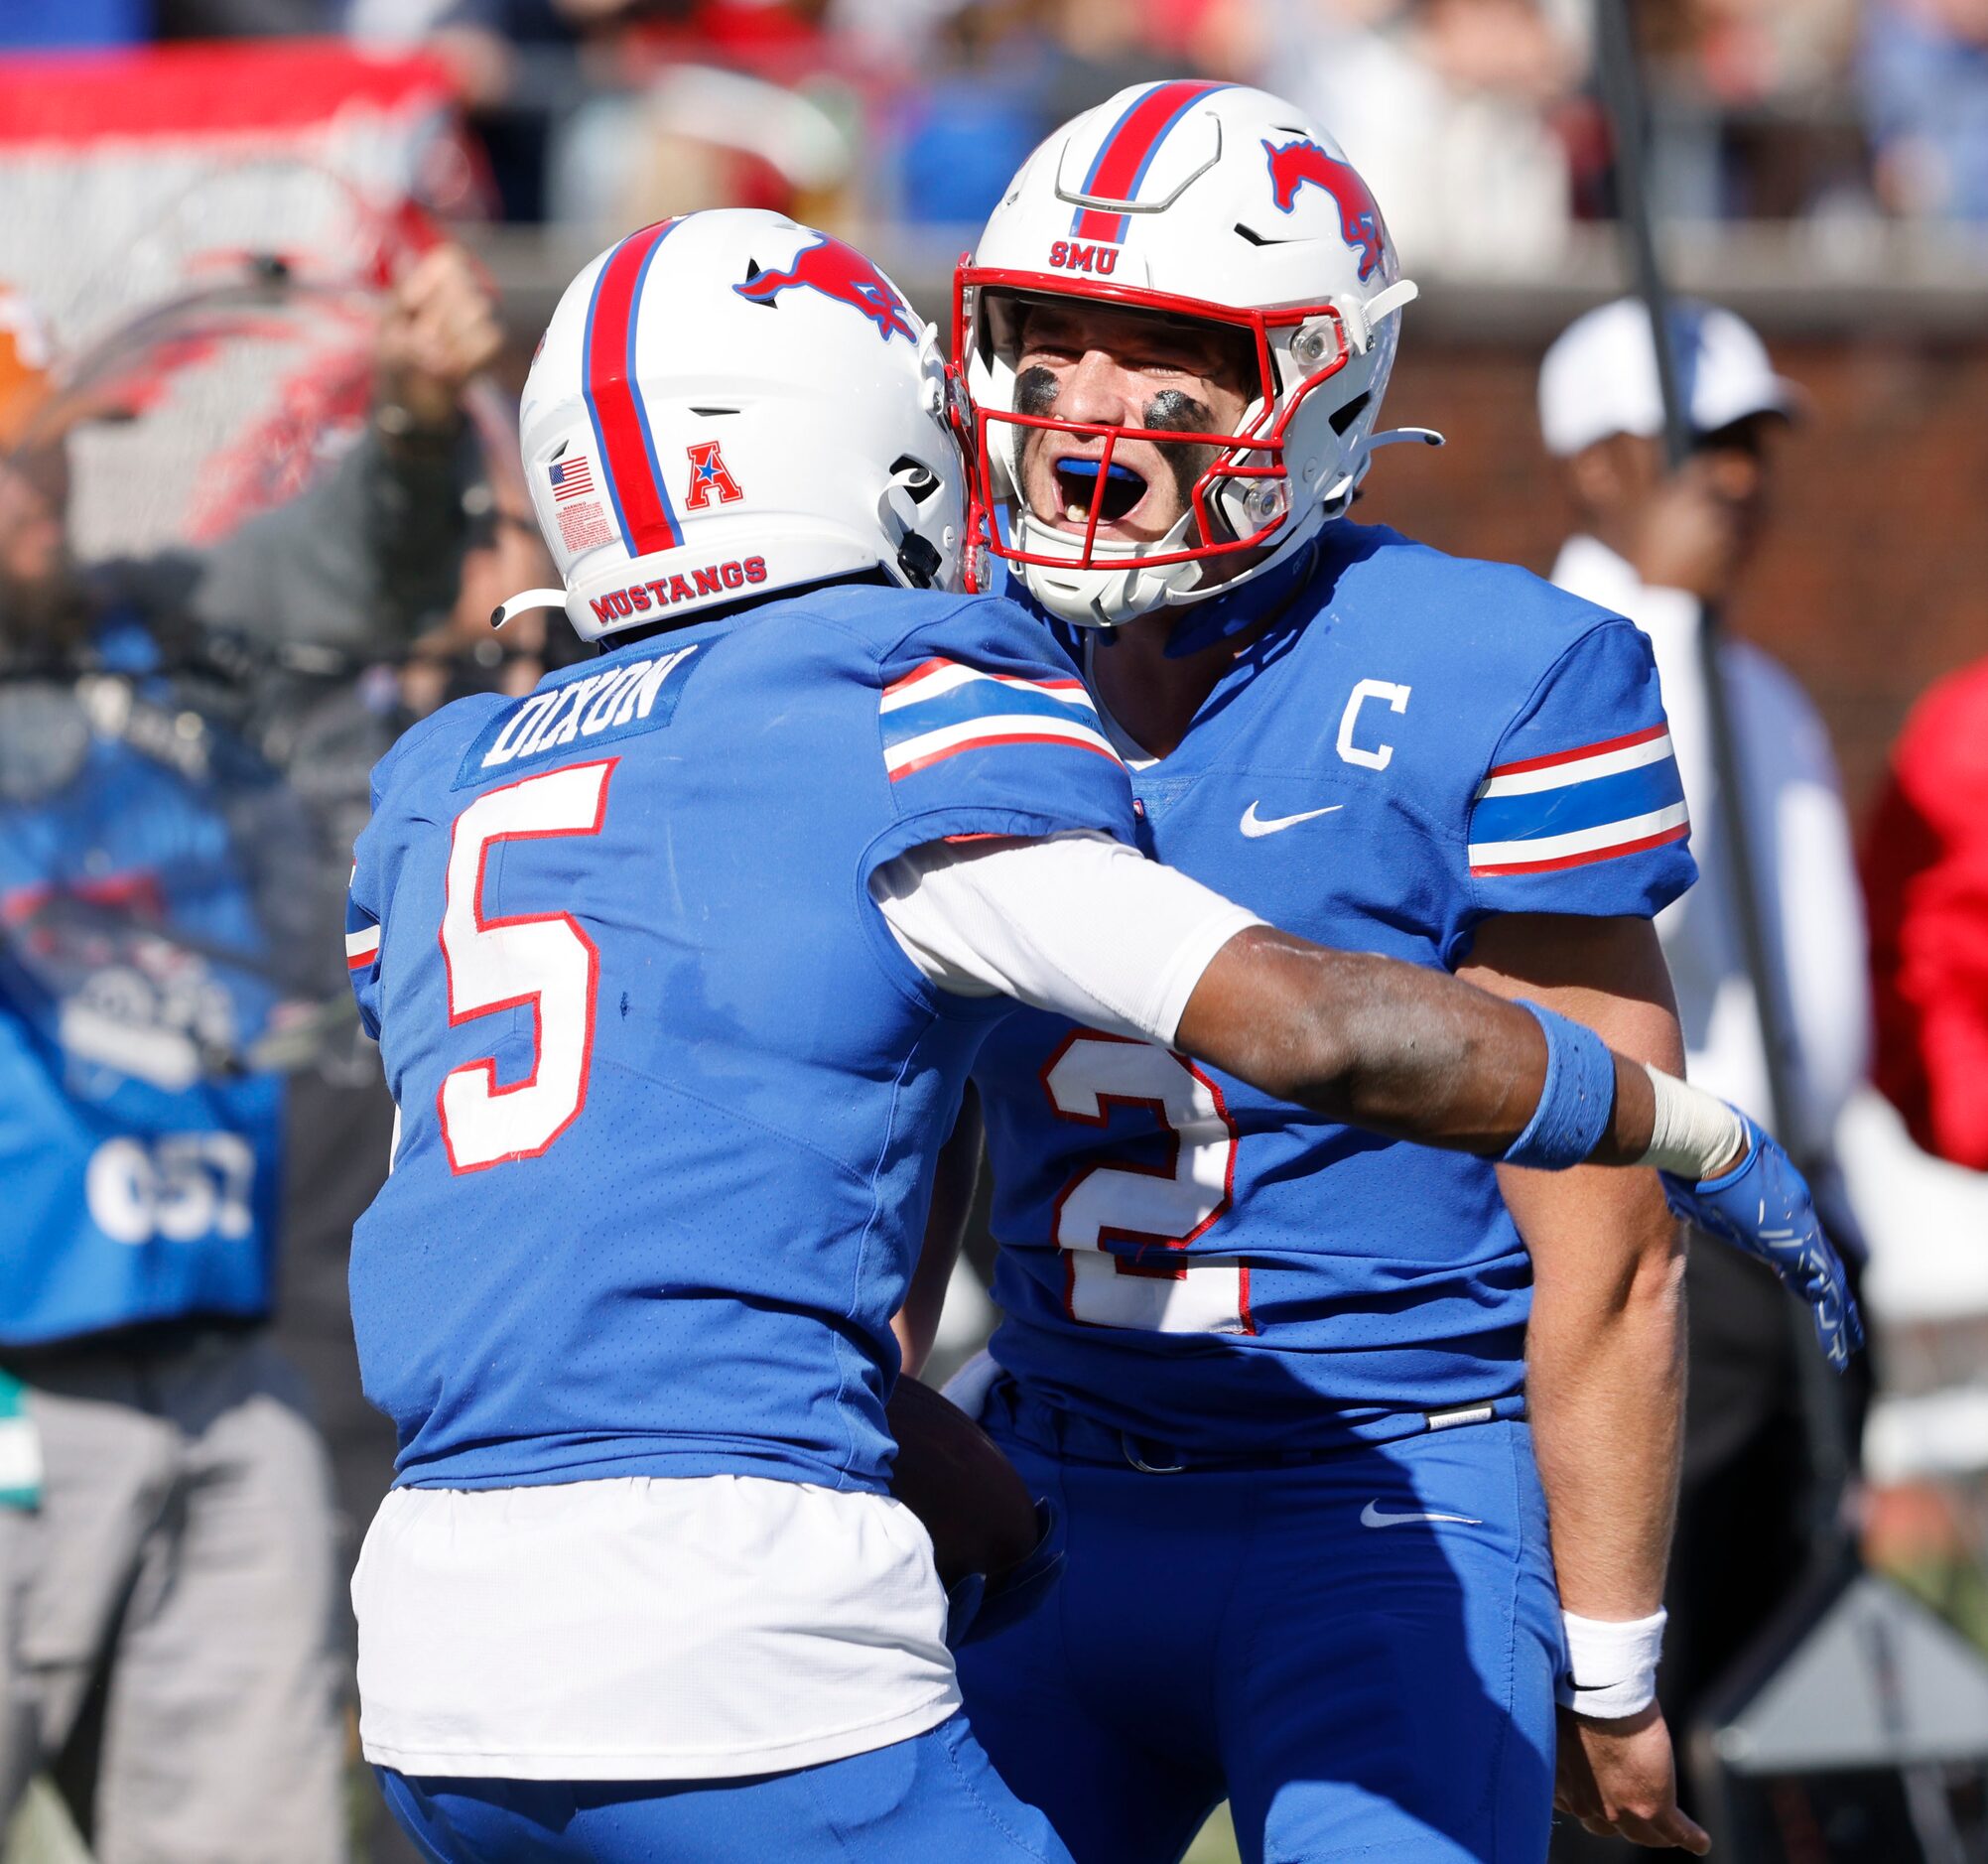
[1501,1000,1617,1169]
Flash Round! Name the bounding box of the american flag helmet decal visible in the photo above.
[549,453,596,502]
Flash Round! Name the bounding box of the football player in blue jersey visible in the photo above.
[901,83,1861,1863]
[343,208,1849,1864]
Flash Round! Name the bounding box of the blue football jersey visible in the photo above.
[346,585,1136,1494]
[973,523,1697,1453]
[0,732,283,1345]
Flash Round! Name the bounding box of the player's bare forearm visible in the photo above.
[1177,925,1660,1161]
[1461,913,1686,1620]
[1463,913,1706,1854]
[1507,1168,1685,1616]
[892,1086,982,1379]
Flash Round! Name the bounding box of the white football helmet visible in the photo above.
[954,81,1427,628]
[503,208,963,644]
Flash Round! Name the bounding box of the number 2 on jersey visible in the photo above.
[1041,1029,1253,1334]
[438,760,615,1173]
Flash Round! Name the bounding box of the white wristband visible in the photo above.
[1636,1065,1747,1182]
[1557,1608,1666,1721]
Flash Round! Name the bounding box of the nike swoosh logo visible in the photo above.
[1240,801,1344,839]
[1360,1501,1484,1529]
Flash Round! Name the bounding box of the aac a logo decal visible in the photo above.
[685,442,744,510]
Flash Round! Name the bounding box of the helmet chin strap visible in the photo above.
[1013,499,1199,622]
[1018,489,1324,630]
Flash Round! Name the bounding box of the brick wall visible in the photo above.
[1361,335,1988,820]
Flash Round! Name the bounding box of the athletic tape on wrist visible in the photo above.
[1501,1000,1617,1170]
[1556,1608,1666,1721]
[1637,1064,1749,1182]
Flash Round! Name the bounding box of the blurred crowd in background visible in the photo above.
[5,6,1988,1863]
[6,0,1988,258]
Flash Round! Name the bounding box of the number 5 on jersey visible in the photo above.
[438,760,615,1173]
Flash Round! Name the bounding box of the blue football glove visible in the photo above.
[1659,1115,1863,1371]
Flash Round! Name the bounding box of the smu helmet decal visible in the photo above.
[732,233,918,344]
[1261,138,1389,281]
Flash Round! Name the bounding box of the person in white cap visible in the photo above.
[1538,299,1874,1835]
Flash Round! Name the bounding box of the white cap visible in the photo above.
[1537,297,1801,459]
